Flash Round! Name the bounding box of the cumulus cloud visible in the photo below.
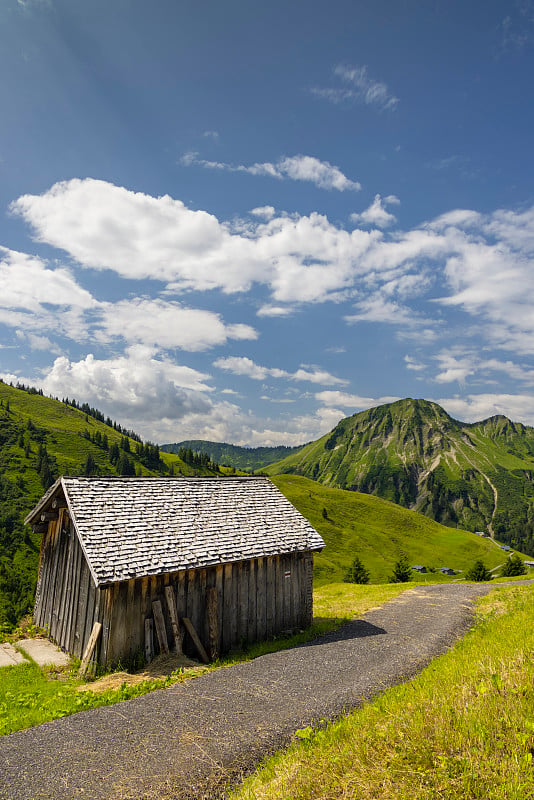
[25,347,214,439]
[11,178,377,304]
[438,394,534,426]
[350,194,399,228]
[315,390,401,409]
[0,246,95,312]
[97,298,257,351]
[433,350,534,386]
[312,64,399,111]
[11,179,534,357]
[213,356,348,386]
[182,153,361,191]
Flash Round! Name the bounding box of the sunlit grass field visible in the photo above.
[231,583,534,800]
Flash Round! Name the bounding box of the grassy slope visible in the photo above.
[273,474,524,584]
[0,382,233,628]
[232,583,534,800]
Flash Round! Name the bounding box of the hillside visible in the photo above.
[266,398,534,556]
[273,474,519,584]
[161,440,304,471]
[0,380,226,628]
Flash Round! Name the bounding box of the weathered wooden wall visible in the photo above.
[34,512,100,662]
[101,550,314,667]
[35,514,314,668]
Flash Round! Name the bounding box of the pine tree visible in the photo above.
[84,452,98,476]
[345,555,370,584]
[465,560,492,582]
[500,553,526,577]
[389,553,412,583]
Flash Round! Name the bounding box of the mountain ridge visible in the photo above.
[265,398,534,555]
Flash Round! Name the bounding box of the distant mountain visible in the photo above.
[160,440,304,471]
[266,398,534,556]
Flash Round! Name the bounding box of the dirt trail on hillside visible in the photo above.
[1,582,529,800]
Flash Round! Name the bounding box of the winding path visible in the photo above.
[0,583,520,800]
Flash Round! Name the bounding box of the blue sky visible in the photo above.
[2,0,534,445]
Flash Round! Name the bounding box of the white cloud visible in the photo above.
[11,179,534,357]
[0,246,95,312]
[213,356,348,386]
[315,390,401,409]
[182,153,361,191]
[350,194,399,228]
[404,355,425,372]
[97,298,257,351]
[312,64,399,111]
[18,347,216,440]
[11,178,378,304]
[250,206,276,220]
[256,305,295,318]
[433,350,534,386]
[438,394,534,426]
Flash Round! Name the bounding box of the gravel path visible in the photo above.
[0,583,513,800]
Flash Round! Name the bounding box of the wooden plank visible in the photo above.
[182,617,209,664]
[199,569,207,643]
[164,585,183,655]
[291,553,301,629]
[237,561,247,643]
[206,586,219,660]
[248,559,257,644]
[99,586,114,668]
[215,565,224,647]
[82,576,97,659]
[50,521,68,641]
[265,556,275,638]
[222,562,233,652]
[176,570,186,618]
[66,530,82,654]
[57,513,74,648]
[274,555,284,634]
[78,622,102,676]
[283,554,292,631]
[73,560,90,658]
[152,599,169,654]
[256,557,266,641]
[145,617,154,663]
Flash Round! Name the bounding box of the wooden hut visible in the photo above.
[26,476,324,668]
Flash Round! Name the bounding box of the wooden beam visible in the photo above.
[164,585,183,655]
[206,587,219,661]
[152,599,169,654]
[40,511,58,522]
[78,621,102,676]
[182,617,209,664]
[145,617,154,663]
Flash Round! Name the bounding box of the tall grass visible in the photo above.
[231,584,534,800]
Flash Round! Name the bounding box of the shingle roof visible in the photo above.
[27,476,324,585]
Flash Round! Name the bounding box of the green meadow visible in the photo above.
[273,474,523,584]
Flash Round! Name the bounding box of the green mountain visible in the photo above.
[0,380,225,628]
[273,475,522,584]
[161,440,304,471]
[266,398,534,556]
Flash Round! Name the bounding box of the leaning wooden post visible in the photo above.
[182,617,210,664]
[206,587,219,661]
[152,599,169,655]
[164,585,183,655]
[78,621,102,676]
